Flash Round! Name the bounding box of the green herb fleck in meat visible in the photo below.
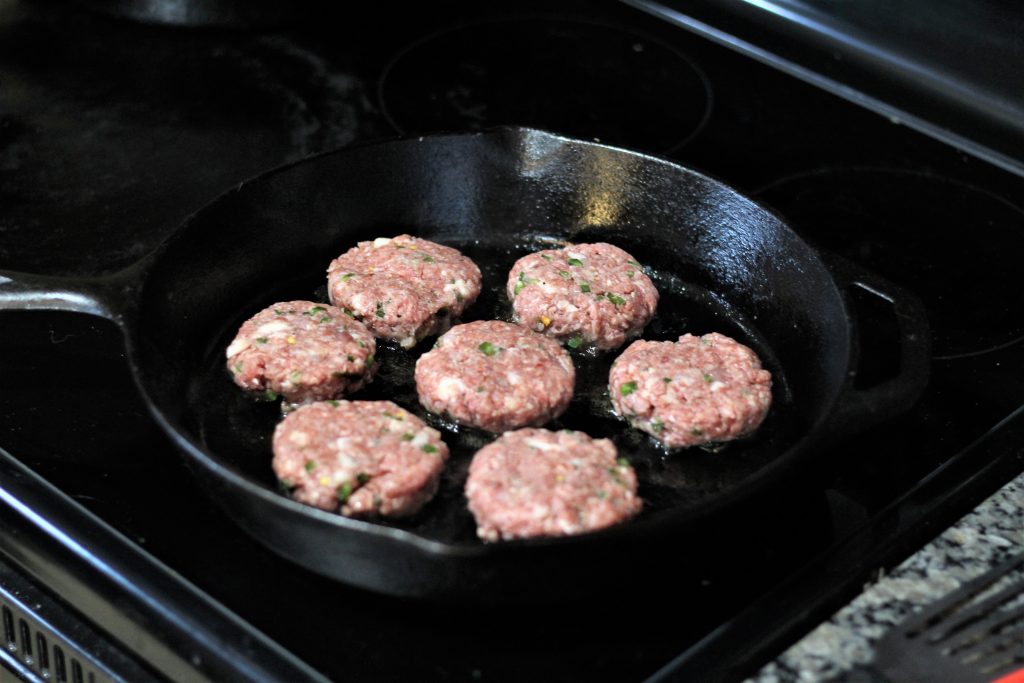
[626,269,636,278]
[662,377,672,384]
[567,258,583,267]
[375,302,385,318]
[260,389,279,401]
[607,293,627,306]
[421,255,435,263]
[703,373,714,384]
[513,271,533,296]
[336,482,353,503]
[540,254,552,261]
[255,336,268,344]
[626,260,641,268]
[232,362,243,374]
[356,339,367,348]
[616,457,630,468]
[346,355,355,362]
[328,400,340,407]
[478,341,499,356]
[365,354,375,366]
[596,490,608,500]
[421,444,438,454]
[340,273,354,281]
[289,370,302,382]
[304,461,316,472]
[691,428,704,437]
[401,433,415,441]
[620,381,637,396]
[579,282,591,293]
[342,308,356,319]
[558,270,571,278]
[650,418,665,433]
[567,335,583,349]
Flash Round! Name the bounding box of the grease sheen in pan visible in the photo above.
[192,233,798,544]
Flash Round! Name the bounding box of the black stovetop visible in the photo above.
[2,2,1023,681]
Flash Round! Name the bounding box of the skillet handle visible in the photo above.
[0,268,137,328]
[822,254,931,435]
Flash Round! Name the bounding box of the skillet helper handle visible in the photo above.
[822,253,931,434]
[0,268,135,327]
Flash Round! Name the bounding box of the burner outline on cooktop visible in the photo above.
[755,166,1024,360]
[377,16,713,154]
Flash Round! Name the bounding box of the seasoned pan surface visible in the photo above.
[189,234,802,545]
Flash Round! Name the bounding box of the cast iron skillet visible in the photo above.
[0,128,929,602]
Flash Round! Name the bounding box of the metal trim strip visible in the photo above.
[0,449,328,683]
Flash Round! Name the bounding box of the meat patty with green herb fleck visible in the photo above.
[466,428,642,541]
[226,300,377,405]
[327,234,482,349]
[414,320,575,433]
[609,332,772,448]
[273,400,448,517]
[507,242,658,350]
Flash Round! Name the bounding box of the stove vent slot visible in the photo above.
[0,593,108,683]
[2,605,14,649]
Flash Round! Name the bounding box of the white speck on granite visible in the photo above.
[747,471,1024,683]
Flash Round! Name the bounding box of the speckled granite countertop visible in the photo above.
[749,471,1024,682]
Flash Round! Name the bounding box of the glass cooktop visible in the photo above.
[1,2,1022,681]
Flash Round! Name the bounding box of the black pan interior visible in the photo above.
[131,128,849,547]
[187,233,800,544]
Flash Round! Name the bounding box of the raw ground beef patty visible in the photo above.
[609,332,772,448]
[226,300,377,405]
[327,234,482,348]
[414,320,576,433]
[272,400,448,518]
[507,242,659,350]
[465,428,642,541]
